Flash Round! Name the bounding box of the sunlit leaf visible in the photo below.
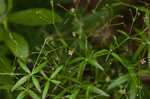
[42,81,50,99]
[17,59,30,73]
[117,29,129,37]
[111,53,127,67]
[11,75,29,91]
[29,90,40,99]
[51,80,61,85]
[32,61,48,74]
[69,57,85,65]
[88,85,109,97]
[32,76,41,93]
[50,65,63,79]
[16,91,26,99]
[93,49,109,57]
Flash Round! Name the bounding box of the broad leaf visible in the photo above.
[5,33,29,60]
[8,8,62,26]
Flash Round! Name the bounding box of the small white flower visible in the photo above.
[68,50,73,56]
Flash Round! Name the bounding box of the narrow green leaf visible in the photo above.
[50,65,63,79]
[86,86,90,98]
[40,70,48,79]
[54,87,72,99]
[5,33,29,60]
[8,8,62,26]
[69,88,80,99]
[59,39,68,47]
[42,81,50,99]
[145,9,150,27]
[16,91,26,99]
[135,29,147,42]
[89,85,109,97]
[69,57,85,65]
[111,53,126,67]
[117,29,129,37]
[32,76,41,93]
[29,90,40,99]
[77,61,87,80]
[32,61,48,74]
[51,80,61,85]
[108,74,129,90]
[17,59,30,73]
[88,59,104,71]
[129,74,137,99]
[11,75,29,91]
[93,49,109,57]
[132,43,145,61]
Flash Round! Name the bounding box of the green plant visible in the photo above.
[0,0,150,99]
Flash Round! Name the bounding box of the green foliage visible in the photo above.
[0,0,5,16]
[0,0,150,99]
[8,8,62,26]
[5,32,29,60]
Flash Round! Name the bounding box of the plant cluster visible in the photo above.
[0,0,150,99]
